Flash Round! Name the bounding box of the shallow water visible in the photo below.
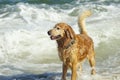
[0,0,120,80]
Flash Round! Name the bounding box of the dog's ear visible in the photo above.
[65,25,75,39]
[65,29,70,38]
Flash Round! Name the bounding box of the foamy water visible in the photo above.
[0,0,120,80]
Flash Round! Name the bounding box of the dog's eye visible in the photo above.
[56,27,60,30]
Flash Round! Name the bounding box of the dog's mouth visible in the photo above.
[50,35,61,40]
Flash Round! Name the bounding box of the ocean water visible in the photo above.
[0,0,120,80]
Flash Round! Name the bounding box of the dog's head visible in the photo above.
[48,23,75,40]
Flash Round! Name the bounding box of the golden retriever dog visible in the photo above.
[47,10,96,80]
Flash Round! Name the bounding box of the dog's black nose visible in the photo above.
[48,31,51,35]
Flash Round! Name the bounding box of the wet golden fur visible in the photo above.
[48,10,96,80]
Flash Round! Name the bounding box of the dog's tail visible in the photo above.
[78,10,92,35]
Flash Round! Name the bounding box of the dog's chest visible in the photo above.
[58,47,77,63]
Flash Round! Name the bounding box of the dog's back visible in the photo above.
[75,34,94,61]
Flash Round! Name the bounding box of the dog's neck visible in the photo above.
[57,37,75,49]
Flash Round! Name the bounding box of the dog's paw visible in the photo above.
[91,69,96,75]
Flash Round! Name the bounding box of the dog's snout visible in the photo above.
[48,30,51,35]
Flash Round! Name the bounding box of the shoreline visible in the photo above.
[0,72,119,80]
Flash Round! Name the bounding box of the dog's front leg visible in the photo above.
[62,63,68,80]
[71,63,77,80]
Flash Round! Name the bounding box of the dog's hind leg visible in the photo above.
[88,52,96,75]
[78,63,82,74]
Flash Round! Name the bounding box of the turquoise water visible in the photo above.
[0,0,120,4]
[0,0,73,5]
[0,0,120,80]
